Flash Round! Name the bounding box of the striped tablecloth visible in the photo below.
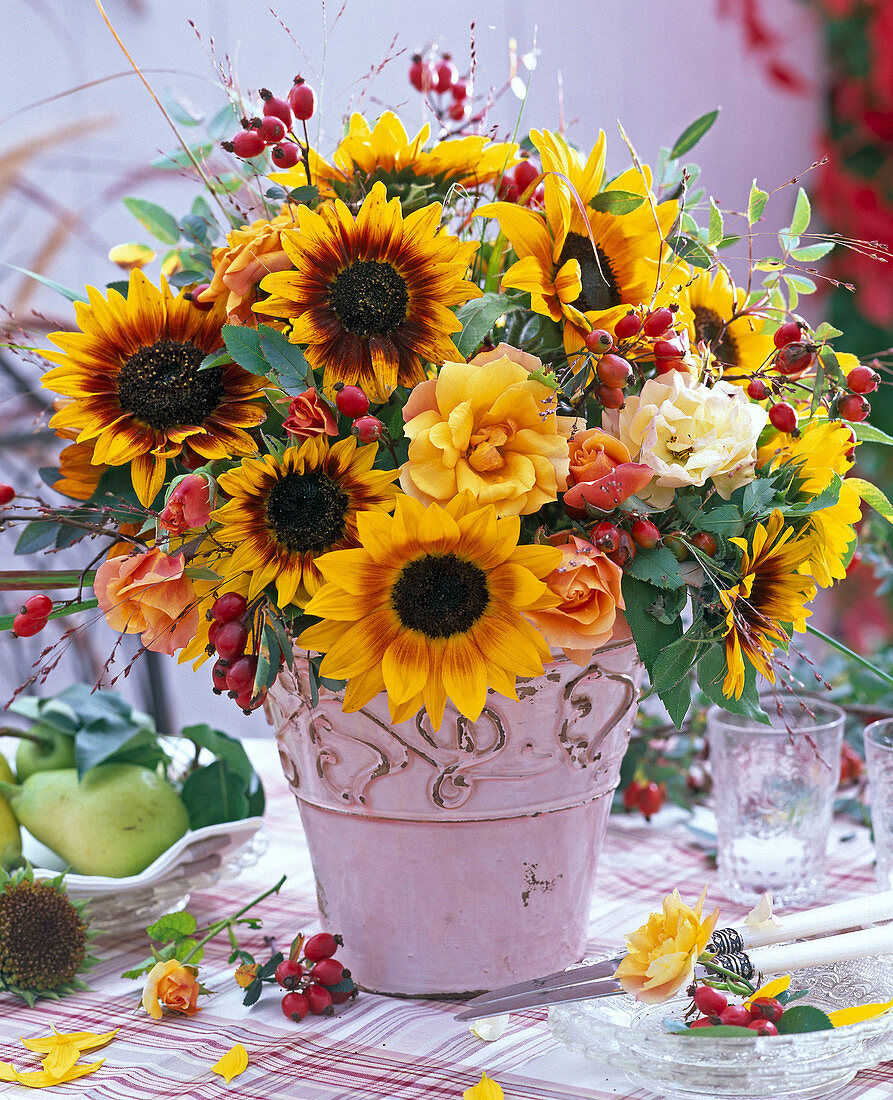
[1,739,890,1100]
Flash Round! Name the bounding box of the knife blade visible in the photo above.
[458,954,623,1014]
[454,975,625,1020]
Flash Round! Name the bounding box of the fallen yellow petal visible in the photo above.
[0,1063,18,1082]
[8,1060,103,1088]
[211,1043,248,1084]
[463,1071,505,1100]
[744,975,791,1008]
[828,998,893,1027]
[21,1027,119,1079]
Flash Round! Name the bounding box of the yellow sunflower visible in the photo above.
[297,492,563,729]
[52,432,106,502]
[477,131,679,356]
[802,481,862,588]
[211,435,399,609]
[253,181,481,403]
[719,510,816,699]
[42,271,268,508]
[272,111,518,203]
[675,266,775,382]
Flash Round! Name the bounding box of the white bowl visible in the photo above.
[28,817,267,936]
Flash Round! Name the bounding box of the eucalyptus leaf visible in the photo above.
[669,109,719,159]
[790,187,811,237]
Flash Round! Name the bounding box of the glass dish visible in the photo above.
[549,955,893,1100]
[28,817,267,936]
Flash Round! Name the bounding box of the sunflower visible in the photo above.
[211,435,399,609]
[718,510,816,699]
[477,131,679,356]
[297,493,563,729]
[272,111,518,206]
[801,481,862,588]
[42,271,268,508]
[674,266,775,382]
[253,182,480,402]
[52,436,106,502]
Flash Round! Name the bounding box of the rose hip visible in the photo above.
[597,383,625,409]
[262,93,293,127]
[231,129,266,159]
[305,984,334,1016]
[773,320,803,349]
[748,1019,778,1036]
[274,958,305,990]
[584,329,613,354]
[351,415,384,443]
[622,780,644,810]
[847,365,880,394]
[719,1005,752,1027]
[775,341,814,376]
[837,393,870,422]
[0,484,15,505]
[335,385,370,419]
[635,781,664,819]
[288,80,317,121]
[614,311,642,340]
[693,985,728,1017]
[215,621,249,661]
[304,932,343,962]
[260,116,287,144]
[311,958,348,986]
[226,656,258,694]
[643,307,674,337]
[769,402,798,433]
[281,991,310,1021]
[271,142,301,169]
[211,593,248,623]
[596,353,632,388]
[513,158,539,193]
[12,613,46,637]
[746,378,770,401]
[631,518,660,549]
[21,594,53,620]
[749,996,783,1023]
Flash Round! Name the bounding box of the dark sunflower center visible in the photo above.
[0,882,86,992]
[556,231,621,312]
[693,306,739,368]
[117,339,223,431]
[328,260,409,337]
[266,469,348,553]
[392,553,490,638]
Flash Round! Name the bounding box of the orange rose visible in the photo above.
[567,427,632,485]
[525,535,625,664]
[141,959,201,1019]
[282,388,338,439]
[197,213,296,324]
[94,549,199,656]
[158,474,213,534]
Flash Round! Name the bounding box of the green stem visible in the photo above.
[180,875,286,965]
[0,570,97,591]
[806,624,893,688]
[699,954,756,994]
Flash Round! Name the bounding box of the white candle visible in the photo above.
[748,922,893,973]
[740,890,893,949]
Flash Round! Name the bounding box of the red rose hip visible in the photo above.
[275,958,305,990]
[305,984,334,1016]
[303,932,343,962]
[335,385,370,419]
[0,484,15,505]
[21,594,53,620]
[769,402,798,433]
[311,958,348,986]
[847,365,880,394]
[281,991,310,1021]
[231,129,266,159]
[773,320,803,349]
[719,1005,752,1027]
[837,393,870,422]
[288,80,317,121]
[693,985,728,1017]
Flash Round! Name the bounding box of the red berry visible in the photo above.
[226,655,257,694]
[262,95,293,128]
[211,593,248,623]
[351,416,384,444]
[451,78,469,101]
[655,357,685,376]
[652,339,683,360]
[274,958,305,990]
[408,56,435,93]
[642,307,674,337]
[747,1019,778,1036]
[12,613,46,638]
[596,353,632,388]
[749,996,784,1023]
[447,100,469,123]
[311,958,348,986]
[693,985,728,1016]
[335,385,370,419]
[215,621,249,661]
[690,532,718,558]
[606,530,636,568]
[303,932,343,962]
[288,80,317,121]
[434,56,458,93]
[281,991,310,1021]
[775,341,814,376]
[773,320,803,349]
[305,984,334,1016]
[22,594,53,620]
[630,519,660,549]
[234,687,265,712]
[847,365,880,394]
[497,177,520,203]
[837,393,870,422]
[622,780,644,810]
[0,484,14,506]
[584,329,613,354]
[746,378,770,401]
[329,984,357,1005]
[635,781,664,819]
[592,521,622,554]
[271,142,301,169]
[260,116,287,144]
[513,159,539,193]
[597,383,625,409]
[665,531,689,561]
[190,284,213,310]
[769,402,798,433]
[689,1017,715,1029]
[211,659,230,691]
[719,1005,752,1027]
[614,312,642,340]
[231,129,266,159]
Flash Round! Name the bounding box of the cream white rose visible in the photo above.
[602,373,768,508]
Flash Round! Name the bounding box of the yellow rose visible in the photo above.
[613,888,719,1003]
[141,959,201,1019]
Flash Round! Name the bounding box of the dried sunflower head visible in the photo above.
[0,866,97,1005]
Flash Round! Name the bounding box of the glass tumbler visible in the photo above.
[707,697,845,908]
[865,718,893,890]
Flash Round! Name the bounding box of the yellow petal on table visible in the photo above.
[22,1027,119,1079]
[828,998,893,1027]
[211,1043,249,1084]
[463,1071,504,1100]
[6,1060,104,1088]
[743,975,791,1009]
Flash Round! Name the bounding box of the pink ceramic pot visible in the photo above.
[266,639,643,997]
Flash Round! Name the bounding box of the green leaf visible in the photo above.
[222,325,268,375]
[790,187,811,237]
[784,273,817,295]
[257,325,312,392]
[623,547,685,590]
[669,109,719,159]
[708,198,724,248]
[775,1005,834,1034]
[748,180,769,225]
[146,911,197,941]
[621,575,684,676]
[676,1024,756,1038]
[180,760,250,829]
[717,235,741,250]
[650,635,709,727]
[178,724,258,788]
[849,478,893,525]
[122,198,181,245]
[242,978,264,1007]
[696,645,769,723]
[150,143,214,171]
[789,241,834,262]
[453,292,527,358]
[258,952,284,980]
[121,957,158,980]
[14,522,63,555]
[589,190,646,215]
[812,321,843,341]
[669,236,713,268]
[854,423,893,446]
[2,263,88,303]
[809,350,826,416]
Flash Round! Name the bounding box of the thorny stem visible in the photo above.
[180,876,287,965]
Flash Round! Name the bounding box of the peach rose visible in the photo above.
[95,549,200,656]
[158,474,213,534]
[613,888,720,1003]
[197,213,296,324]
[525,535,624,664]
[141,959,201,1020]
[282,388,338,439]
[562,428,655,515]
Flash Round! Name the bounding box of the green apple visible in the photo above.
[14,723,76,781]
